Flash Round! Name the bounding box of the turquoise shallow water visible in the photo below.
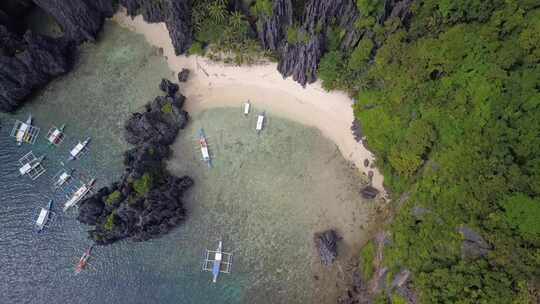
[0,21,374,304]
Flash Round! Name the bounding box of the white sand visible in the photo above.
[112,10,386,195]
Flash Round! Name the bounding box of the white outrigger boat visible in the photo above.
[199,128,212,168]
[11,114,40,145]
[256,111,266,134]
[35,199,55,233]
[46,124,65,146]
[68,137,91,161]
[202,241,233,283]
[243,100,251,116]
[63,178,96,212]
[18,152,46,180]
[53,168,74,190]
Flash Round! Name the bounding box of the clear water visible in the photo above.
[0,21,374,304]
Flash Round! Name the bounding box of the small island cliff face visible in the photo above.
[0,0,412,112]
[77,80,193,245]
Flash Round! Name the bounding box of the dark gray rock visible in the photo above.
[78,82,193,246]
[0,31,73,112]
[458,226,492,259]
[278,35,323,86]
[257,0,293,51]
[166,0,192,55]
[124,92,187,146]
[159,78,179,96]
[314,229,340,266]
[33,0,114,43]
[177,68,190,82]
[361,185,379,199]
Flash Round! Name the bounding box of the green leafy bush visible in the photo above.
[360,240,376,280]
[105,190,122,206]
[104,213,117,231]
[133,173,153,197]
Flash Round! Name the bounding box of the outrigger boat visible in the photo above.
[53,168,74,189]
[202,241,233,283]
[35,199,55,233]
[75,246,93,274]
[18,152,46,180]
[63,178,96,212]
[46,124,65,146]
[256,111,266,134]
[199,128,212,168]
[11,114,40,145]
[243,100,251,116]
[68,137,91,161]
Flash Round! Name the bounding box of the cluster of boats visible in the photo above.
[198,101,266,168]
[10,113,96,274]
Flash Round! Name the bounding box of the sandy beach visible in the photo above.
[112,10,386,195]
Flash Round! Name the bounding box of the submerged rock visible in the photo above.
[78,81,193,245]
[314,229,341,266]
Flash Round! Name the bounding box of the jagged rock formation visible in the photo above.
[0,30,73,112]
[314,229,341,266]
[33,0,114,43]
[120,0,192,54]
[257,0,292,51]
[77,79,193,245]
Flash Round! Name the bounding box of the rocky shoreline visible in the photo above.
[1,0,413,112]
[77,79,193,245]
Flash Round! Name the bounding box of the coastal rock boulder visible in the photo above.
[159,78,179,96]
[314,229,341,266]
[124,92,187,146]
[361,186,379,199]
[177,68,190,82]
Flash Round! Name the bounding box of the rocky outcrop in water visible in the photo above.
[0,30,73,112]
[77,79,193,245]
[314,229,341,266]
[33,0,114,43]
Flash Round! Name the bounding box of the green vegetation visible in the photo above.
[192,0,269,64]
[391,293,407,304]
[132,172,154,197]
[104,213,117,231]
[286,25,309,45]
[161,102,173,114]
[360,240,376,280]
[251,0,273,17]
[105,190,122,206]
[315,1,540,302]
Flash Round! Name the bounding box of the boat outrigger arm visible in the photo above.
[202,241,233,283]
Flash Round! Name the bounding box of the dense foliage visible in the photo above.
[316,1,540,303]
[191,0,270,64]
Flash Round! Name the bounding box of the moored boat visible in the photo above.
[35,199,54,233]
[19,155,45,176]
[68,137,91,161]
[63,178,96,211]
[47,124,65,146]
[53,169,74,189]
[15,114,33,145]
[243,100,251,116]
[256,111,266,134]
[212,241,223,283]
[75,246,93,274]
[199,128,212,168]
